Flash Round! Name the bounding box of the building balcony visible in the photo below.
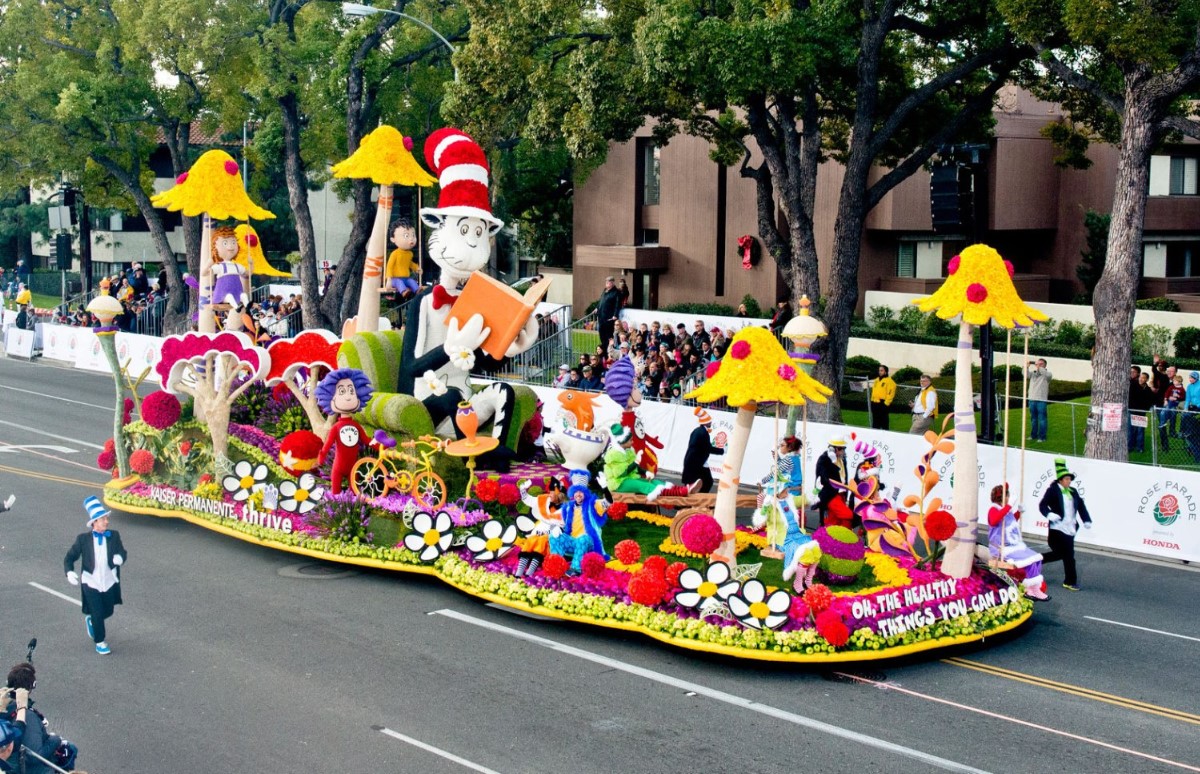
[575,244,670,272]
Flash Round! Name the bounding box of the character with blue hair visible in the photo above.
[549,478,609,575]
[316,368,374,495]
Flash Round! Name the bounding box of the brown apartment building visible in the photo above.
[572,88,1200,314]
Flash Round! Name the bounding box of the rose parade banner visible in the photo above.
[527,384,1200,565]
[40,323,164,383]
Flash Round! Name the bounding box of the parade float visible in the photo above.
[100,129,1033,663]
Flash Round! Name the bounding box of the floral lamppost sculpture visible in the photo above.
[913,244,1046,578]
[687,327,832,568]
[781,294,828,442]
[330,125,437,336]
[88,294,130,478]
[151,150,274,334]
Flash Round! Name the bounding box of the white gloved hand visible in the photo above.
[444,313,490,355]
[13,687,29,709]
[1014,504,1024,514]
[113,554,124,566]
[66,571,79,586]
[1083,521,1093,529]
[505,315,540,358]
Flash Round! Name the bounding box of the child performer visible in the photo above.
[64,497,129,654]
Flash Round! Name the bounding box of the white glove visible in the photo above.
[518,480,532,494]
[13,687,29,710]
[113,554,124,566]
[1014,504,1024,514]
[444,313,490,358]
[66,571,79,586]
[596,472,608,490]
[505,315,540,358]
[751,510,766,530]
[1083,521,1092,530]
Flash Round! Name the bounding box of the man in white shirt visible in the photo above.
[64,497,128,655]
[909,374,938,435]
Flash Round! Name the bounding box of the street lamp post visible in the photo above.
[87,294,130,478]
[341,2,459,81]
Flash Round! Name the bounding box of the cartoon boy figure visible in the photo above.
[383,217,421,297]
[316,368,374,495]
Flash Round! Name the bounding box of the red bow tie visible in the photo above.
[431,285,459,310]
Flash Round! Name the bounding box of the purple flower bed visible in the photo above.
[229,423,281,459]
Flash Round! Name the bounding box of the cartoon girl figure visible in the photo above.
[210,226,249,312]
[315,368,374,495]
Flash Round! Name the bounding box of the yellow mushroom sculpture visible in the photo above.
[913,244,1047,578]
[687,326,832,569]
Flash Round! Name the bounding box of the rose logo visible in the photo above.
[1153,494,1180,527]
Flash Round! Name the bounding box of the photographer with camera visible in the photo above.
[0,686,30,773]
[3,661,77,774]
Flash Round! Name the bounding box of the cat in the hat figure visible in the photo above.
[396,128,539,470]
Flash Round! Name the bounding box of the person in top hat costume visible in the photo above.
[396,128,539,471]
[1038,458,1092,591]
[64,497,128,655]
[815,437,852,527]
[681,408,724,493]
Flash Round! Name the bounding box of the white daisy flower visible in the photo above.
[222,460,269,502]
[421,369,449,396]
[465,519,518,562]
[402,510,454,562]
[278,473,324,514]
[727,578,792,630]
[448,345,476,372]
[674,561,740,609]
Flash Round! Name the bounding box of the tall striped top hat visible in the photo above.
[422,128,502,228]
[84,495,109,525]
[694,407,712,426]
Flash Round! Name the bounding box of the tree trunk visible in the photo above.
[320,180,372,331]
[278,92,322,332]
[711,403,755,569]
[1085,98,1158,461]
[942,320,978,578]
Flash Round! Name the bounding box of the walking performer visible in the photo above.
[64,496,128,655]
[987,484,1050,600]
[1038,458,1092,591]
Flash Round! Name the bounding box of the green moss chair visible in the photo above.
[336,330,537,452]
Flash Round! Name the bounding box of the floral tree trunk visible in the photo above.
[198,214,216,334]
[290,371,335,441]
[99,332,130,478]
[712,403,756,569]
[943,320,978,578]
[353,184,392,335]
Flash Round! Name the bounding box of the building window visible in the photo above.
[896,242,916,278]
[1170,157,1198,195]
[1167,241,1200,277]
[639,228,659,246]
[641,143,660,205]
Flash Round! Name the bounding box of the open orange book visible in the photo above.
[445,273,553,360]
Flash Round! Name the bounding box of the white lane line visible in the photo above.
[377,727,503,774]
[431,608,988,774]
[29,581,82,607]
[0,419,104,450]
[835,672,1200,773]
[484,602,556,621]
[0,382,110,411]
[1084,616,1200,644]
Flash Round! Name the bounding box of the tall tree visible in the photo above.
[999,0,1200,461]
[449,0,1026,415]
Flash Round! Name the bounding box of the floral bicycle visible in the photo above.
[350,431,447,509]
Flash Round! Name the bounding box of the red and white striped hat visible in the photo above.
[421,127,502,227]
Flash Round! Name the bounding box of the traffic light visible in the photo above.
[55,233,72,270]
[930,163,974,233]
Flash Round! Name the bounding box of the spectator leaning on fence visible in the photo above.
[1128,368,1156,454]
[1028,358,1052,443]
[870,365,896,431]
[909,374,938,435]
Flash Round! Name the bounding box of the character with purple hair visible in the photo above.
[316,368,374,495]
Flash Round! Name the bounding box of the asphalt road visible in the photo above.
[1,354,1198,774]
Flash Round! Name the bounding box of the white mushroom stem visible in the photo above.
[198,214,216,334]
[711,401,756,570]
[354,183,392,334]
[942,319,978,578]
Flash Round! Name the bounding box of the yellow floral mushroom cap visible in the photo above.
[330,125,438,187]
[151,150,274,220]
[686,326,832,407]
[912,243,1048,328]
[233,224,291,278]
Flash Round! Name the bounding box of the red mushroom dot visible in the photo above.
[731,340,751,360]
[224,160,240,176]
[948,255,961,275]
[778,363,797,381]
[705,360,721,379]
[403,136,414,151]
[247,234,259,247]
[1003,260,1014,277]
[967,283,988,303]
[175,172,188,185]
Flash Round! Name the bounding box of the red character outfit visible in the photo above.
[319,415,366,495]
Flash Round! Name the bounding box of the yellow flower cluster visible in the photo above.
[912,244,1048,328]
[151,150,275,221]
[605,559,643,573]
[330,125,438,187]
[687,326,832,407]
[845,552,913,596]
[659,537,708,560]
[735,530,768,551]
[627,510,673,527]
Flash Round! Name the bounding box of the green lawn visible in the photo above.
[5,291,62,311]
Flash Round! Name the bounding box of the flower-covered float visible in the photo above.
[102,144,1033,662]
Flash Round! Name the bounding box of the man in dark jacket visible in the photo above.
[64,497,128,655]
[595,276,622,351]
[1038,458,1092,591]
[815,437,850,524]
[681,408,724,492]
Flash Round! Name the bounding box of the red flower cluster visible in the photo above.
[730,340,751,360]
[680,514,722,555]
[815,610,850,647]
[642,555,667,575]
[104,438,115,453]
[580,552,607,579]
[614,539,641,565]
[96,450,116,471]
[606,501,628,520]
[925,510,957,542]
[140,391,182,430]
[129,449,155,475]
[627,569,668,606]
[789,597,811,622]
[122,397,134,425]
[803,583,834,614]
[665,561,687,589]
[705,360,721,379]
[966,283,988,303]
[474,478,499,503]
[542,553,569,579]
[497,483,520,507]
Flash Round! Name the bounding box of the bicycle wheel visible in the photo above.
[350,459,389,499]
[412,471,446,510]
[394,469,414,495]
